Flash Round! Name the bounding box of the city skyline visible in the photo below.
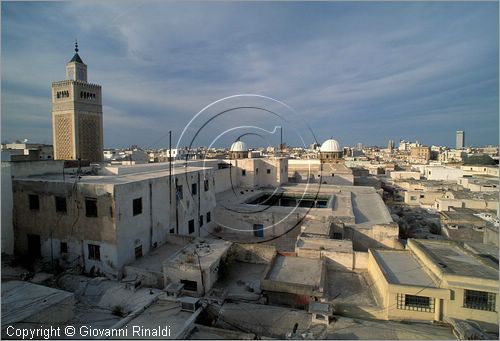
[2,1,499,148]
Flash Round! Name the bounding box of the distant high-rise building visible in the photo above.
[456,130,465,149]
[356,142,363,151]
[52,42,103,162]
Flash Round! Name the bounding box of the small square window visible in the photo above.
[85,198,98,217]
[29,194,39,210]
[204,179,209,192]
[188,219,195,234]
[267,169,271,174]
[60,242,68,254]
[207,211,211,223]
[133,198,142,216]
[192,183,197,195]
[135,245,143,260]
[88,244,100,261]
[55,196,67,213]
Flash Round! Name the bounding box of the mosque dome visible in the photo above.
[230,140,248,152]
[320,139,342,153]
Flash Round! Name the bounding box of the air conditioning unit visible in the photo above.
[177,296,201,313]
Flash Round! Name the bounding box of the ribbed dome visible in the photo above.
[320,139,342,152]
[230,140,248,152]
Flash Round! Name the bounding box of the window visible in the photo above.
[60,242,68,254]
[85,198,98,217]
[88,244,100,261]
[55,196,67,213]
[464,290,496,311]
[135,245,143,260]
[267,169,271,174]
[410,196,417,201]
[256,168,259,175]
[133,198,142,216]
[397,294,434,312]
[29,194,39,210]
[242,169,246,176]
[199,215,204,227]
[188,219,195,234]
[191,183,197,195]
[253,224,264,237]
[176,185,183,200]
[180,279,197,292]
[332,232,343,240]
[204,179,209,192]
[206,211,211,223]
[169,228,175,234]
[315,314,326,321]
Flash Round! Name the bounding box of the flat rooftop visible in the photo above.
[1,281,74,326]
[266,255,322,287]
[113,300,192,339]
[296,236,353,253]
[300,218,332,236]
[327,316,455,340]
[412,239,498,280]
[351,191,393,227]
[216,184,391,226]
[15,165,210,185]
[165,238,231,269]
[126,242,184,273]
[373,250,438,287]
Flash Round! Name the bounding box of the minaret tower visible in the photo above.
[52,41,103,162]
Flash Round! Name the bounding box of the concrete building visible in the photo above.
[287,159,354,186]
[1,142,54,161]
[423,165,463,181]
[12,162,217,277]
[456,130,465,149]
[162,238,231,296]
[368,239,498,332]
[261,254,326,309]
[410,146,430,164]
[435,190,498,212]
[214,183,398,252]
[52,42,103,162]
[440,208,490,243]
[461,165,499,178]
[439,149,467,163]
[389,170,421,180]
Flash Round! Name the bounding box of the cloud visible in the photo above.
[1,1,498,148]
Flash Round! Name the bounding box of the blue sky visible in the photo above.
[1,1,498,149]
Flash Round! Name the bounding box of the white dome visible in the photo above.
[320,139,342,152]
[230,140,248,152]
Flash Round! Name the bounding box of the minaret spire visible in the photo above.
[75,40,79,53]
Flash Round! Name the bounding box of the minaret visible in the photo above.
[52,41,103,162]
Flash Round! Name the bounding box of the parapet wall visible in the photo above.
[229,243,276,264]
